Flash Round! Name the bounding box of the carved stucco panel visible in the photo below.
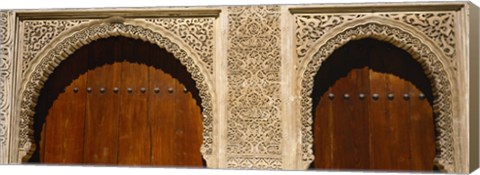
[144,18,215,74]
[0,11,13,164]
[295,12,457,69]
[17,21,216,163]
[227,157,282,169]
[21,20,93,75]
[226,6,282,169]
[379,13,456,60]
[295,14,366,62]
[296,19,456,172]
[22,18,216,76]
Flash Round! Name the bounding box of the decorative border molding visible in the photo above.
[0,11,14,164]
[226,6,283,169]
[296,16,456,172]
[16,19,216,164]
[227,156,282,169]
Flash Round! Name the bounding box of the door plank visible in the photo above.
[407,63,436,171]
[382,45,411,170]
[61,48,88,164]
[313,60,334,169]
[43,88,66,163]
[84,39,121,165]
[174,68,204,166]
[367,44,391,170]
[117,39,151,165]
[149,50,177,166]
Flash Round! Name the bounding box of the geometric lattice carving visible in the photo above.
[297,21,455,172]
[21,20,92,74]
[226,6,282,169]
[18,22,215,162]
[145,18,215,74]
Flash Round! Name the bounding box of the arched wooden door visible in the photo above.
[29,37,205,167]
[311,38,436,171]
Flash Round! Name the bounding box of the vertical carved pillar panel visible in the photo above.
[0,11,14,164]
[226,6,283,169]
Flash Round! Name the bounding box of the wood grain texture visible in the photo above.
[148,52,177,166]
[84,39,121,165]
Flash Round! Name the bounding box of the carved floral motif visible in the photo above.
[295,14,366,61]
[295,12,457,67]
[144,18,215,74]
[18,23,215,162]
[21,20,92,74]
[0,11,13,162]
[226,6,282,169]
[380,13,456,60]
[227,157,282,169]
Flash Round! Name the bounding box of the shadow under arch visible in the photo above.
[310,38,436,171]
[18,21,215,165]
[312,38,434,110]
[28,36,206,166]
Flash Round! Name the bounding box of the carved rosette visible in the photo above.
[226,6,283,169]
[144,18,215,74]
[297,22,455,172]
[18,22,215,162]
[0,11,13,163]
[21,20,92,74]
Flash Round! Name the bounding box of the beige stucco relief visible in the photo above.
[0,3,475,173]
[226,6,283,169]
[0,11,14,164]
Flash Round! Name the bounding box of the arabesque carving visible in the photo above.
[144,18,215,74]
[297,21,455,172]
[226,6,283,169]
[0,11,13,163]
[380,12,456,61]
[21,20,92,74]
[18,21,215,163]
[296,12,457,68]
[227,157,282,169]
[295,14,366,61]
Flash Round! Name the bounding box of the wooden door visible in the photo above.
[311,38,436,171]
[29,37,205,167]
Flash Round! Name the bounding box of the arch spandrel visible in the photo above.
[16,19,217,166]
[297,16,457,172]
